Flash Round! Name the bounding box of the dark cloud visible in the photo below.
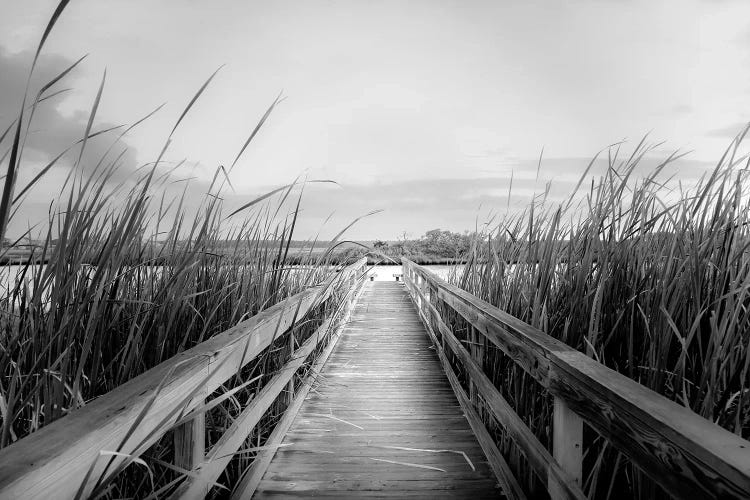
[0,48,140,183]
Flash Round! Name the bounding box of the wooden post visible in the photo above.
[349,273,357,308]
[476,326,486,415]
[416,275,422,309]
[174,398,205,471]
[549,397,583,499]
[287,330,295,405]
[469,326,479,404]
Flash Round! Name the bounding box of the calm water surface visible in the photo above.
[0,264,463,291]
[366,264,461,282]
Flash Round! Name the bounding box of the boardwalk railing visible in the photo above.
[0,258,368,500]
[402,258,750,500]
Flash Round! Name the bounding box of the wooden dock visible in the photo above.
[252,281,501,499]
[3,258,750,499]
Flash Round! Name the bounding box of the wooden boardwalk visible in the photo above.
[252,281,501,499]
[4,259,750,499]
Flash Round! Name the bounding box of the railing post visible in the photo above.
[416,274,423,309]
[429,283,446,352]
[469,326,479,405]
[287,330,295,405]
[549,397,583,499]
[348,270,357,308]
[174,394,205,471]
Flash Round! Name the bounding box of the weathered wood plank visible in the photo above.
[172,301,349,499]
[549,397,582,500]
[251,282,502,499]
[408,272,584,498]
[549,352,750,498]
[230,273,366,499]
[410,283,526,500]
[0,259,366,500]
[403,258,750,499]
[173,403,205,471]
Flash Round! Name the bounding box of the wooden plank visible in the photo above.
[405,260,558,386]
[549,397,582,500]
[549,352,750,499]
[172,306,344,499]
[443,332,577,495]
[403,258,750,499]
[231,273,366,499]
[409,274,584,498]
[0,259,366,500]
[250,492,500,499]
[252,282,501,499]
[256,478,499,490]
[266,453,492,464]
[408,280,526,500]
[173,402,205,470]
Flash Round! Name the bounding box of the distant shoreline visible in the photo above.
[0,250,467,267]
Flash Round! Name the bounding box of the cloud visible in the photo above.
[706,121,750,138]
[0,47,140,185]
[224,152,716,240]
[668,104,692,115]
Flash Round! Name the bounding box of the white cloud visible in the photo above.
[2,0,749,238]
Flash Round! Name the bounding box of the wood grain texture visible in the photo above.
[174,308,344,499]
[231,272,367,499]
[404,278,526,500]
[0,259,366,500]
[405,275,582,500]
[403,258,750,499]
[251,282,502,499]
[549,397,582,500]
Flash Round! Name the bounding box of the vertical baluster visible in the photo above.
[174,394,205,471]
[428,283,439,335]
[549,397,583,499]
[416,275,422,309]
[476,326,486,415]
[349,272,357,307]
[430,283,446,352]
[469,326,479,404]
[286,329,295,405]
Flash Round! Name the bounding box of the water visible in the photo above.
[0,263,464,301]
[366,264,461,282]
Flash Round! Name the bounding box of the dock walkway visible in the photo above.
[5,259,746,499]
[252,281,501,499]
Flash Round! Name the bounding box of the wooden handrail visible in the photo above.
[402,258,750,500]
[229,270,367,499]
[172,267,366,499]
[0,258,367,500]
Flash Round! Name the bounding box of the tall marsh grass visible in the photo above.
[0,2,354,496]
[451,133,750,498]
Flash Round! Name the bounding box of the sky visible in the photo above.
[1,0,750,240]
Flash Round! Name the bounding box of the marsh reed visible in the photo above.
[451,132,750,498]
[0,2,359,497]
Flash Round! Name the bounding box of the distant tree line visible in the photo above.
[338,229,476,264]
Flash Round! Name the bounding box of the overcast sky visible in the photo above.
[2,1,750,240]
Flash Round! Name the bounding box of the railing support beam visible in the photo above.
[0,258,368,500]
[550,397,583,500]
[174,398,205,471]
